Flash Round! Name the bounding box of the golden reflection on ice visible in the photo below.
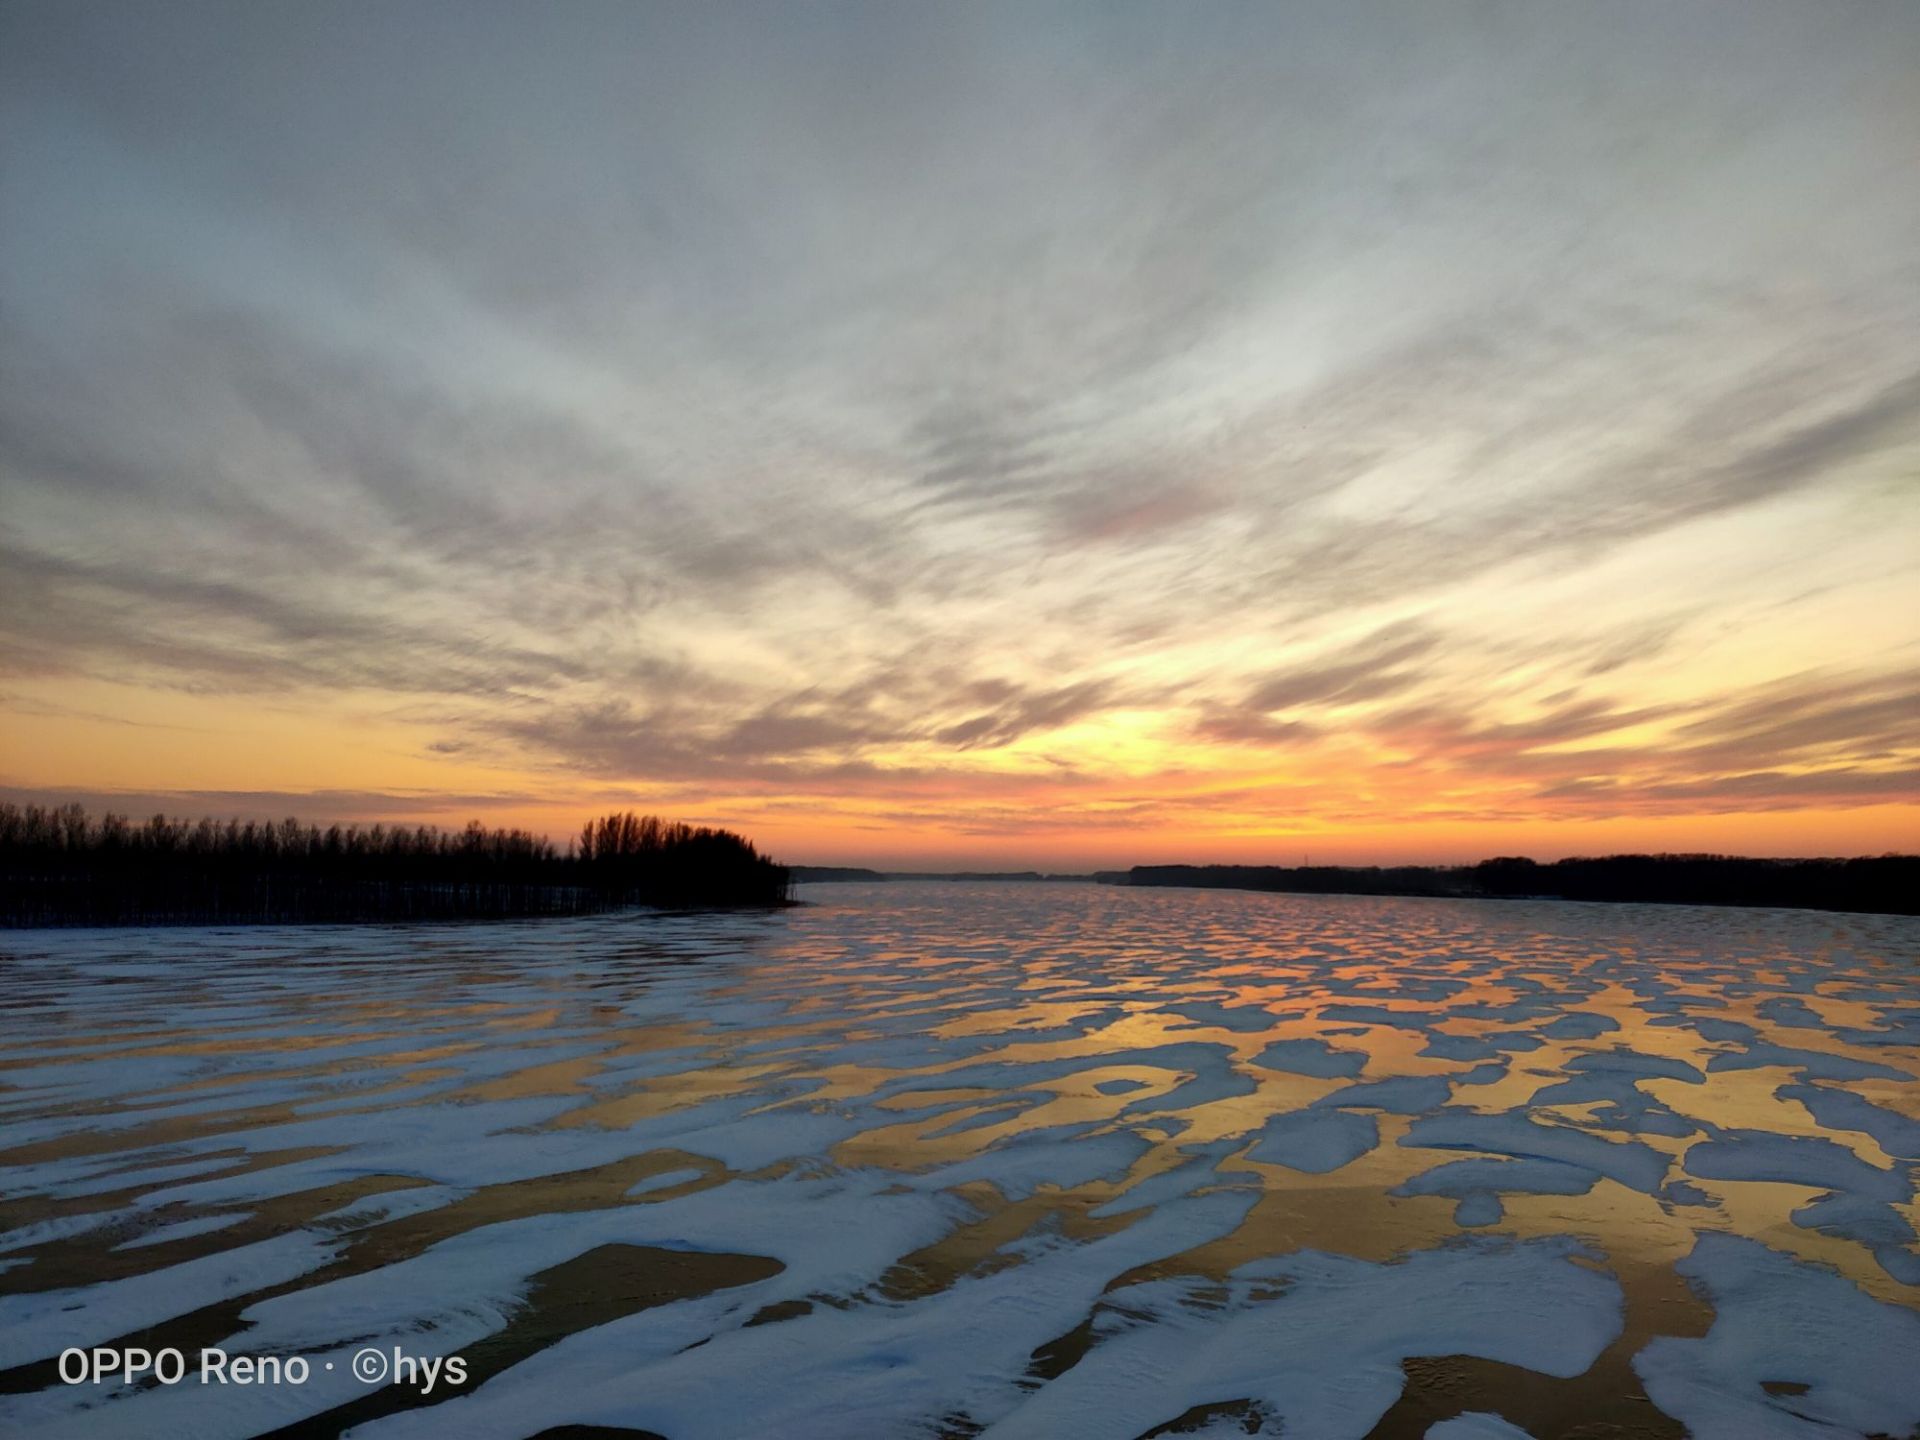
[1,884,1917,1438]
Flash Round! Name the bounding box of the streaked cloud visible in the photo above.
[2,1,1915,862]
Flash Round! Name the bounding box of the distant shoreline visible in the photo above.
[11,819,1916,926]
[792,855,1920,919]
[1121,855,1918,918]
[791,866,1099,884]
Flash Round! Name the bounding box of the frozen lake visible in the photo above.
[2,881,1918,1439]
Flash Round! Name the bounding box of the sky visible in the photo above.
[2,0,1916,869]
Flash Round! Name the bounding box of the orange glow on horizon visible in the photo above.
[5,671,1913,871]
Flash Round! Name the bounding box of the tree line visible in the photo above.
[0,804,790,926]
[1123,853,1919,916]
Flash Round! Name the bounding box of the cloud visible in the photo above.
[1356,664,1920,819]
[0,784,545,824]
[495,666,1135,785]
[1670,668,1920,773]
[1242,623,1442,713]
[1189,711,1321,747]
[2,2,1917,853]
[1535,768,1920,809]
[1683,369,1920,520]
[1051,474,1228,546]
[0,531,586,696]
[933,679,1120,749]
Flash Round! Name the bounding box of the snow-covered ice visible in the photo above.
[0,882,1915,1438]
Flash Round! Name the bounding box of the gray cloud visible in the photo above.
[498,664,1136,783]
[0,530,586,696]
[1243,623,1442,713]
[1536,769,1920,808]
[1358,664,1920,818]
[1189,711,1321,748]
[933,679,1121,750]
[0,784,546,823]
[1670,668,1920,774]
[2,0,1916,834]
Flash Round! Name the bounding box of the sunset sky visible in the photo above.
[2,1,1916,868]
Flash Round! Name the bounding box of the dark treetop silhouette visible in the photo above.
[1121,853,1920,917]
[0,805,790,927]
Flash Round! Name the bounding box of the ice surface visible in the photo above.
[1705,1041,1910,1082]
[1250,1036,1368,1078]
[1394,1156,1601,1226]
[625,1166,707,1196]
[356,1190,1263,1440]
[1245,1108,1379,1173]
[1314,1074,1454,1113]
[1779,1084,1920,1159]
[1682,1131,1908,1203]
[974,1237,1622,1440]
[1634,1233,1920,1439]
[1088,1143,1254,1218]
[1400,1111,1671,1192]
[0,1232,338,1367]
[1425,1415,1539,1439]
[111,1210,251,1249]
[1,884,1916,1438]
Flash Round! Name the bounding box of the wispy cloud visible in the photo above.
[2,1,1916,858]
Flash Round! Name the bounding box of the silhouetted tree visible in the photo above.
[1125,852,1917,916]
[0,805,789,926]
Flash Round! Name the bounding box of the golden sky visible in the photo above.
[3,3,1917,867]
